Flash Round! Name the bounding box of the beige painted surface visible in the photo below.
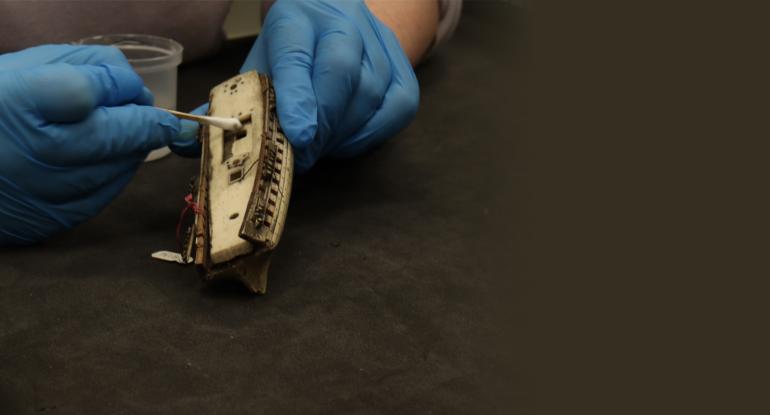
[206,73,266,264]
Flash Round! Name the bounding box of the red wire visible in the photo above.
[176,193,202,254]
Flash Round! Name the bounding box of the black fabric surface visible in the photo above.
[0,3,527,413]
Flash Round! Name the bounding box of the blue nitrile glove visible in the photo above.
[241,0,420,172]
[0,45,180,245]
[169,103,208,157]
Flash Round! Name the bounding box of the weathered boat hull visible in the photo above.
[186,71,293,294]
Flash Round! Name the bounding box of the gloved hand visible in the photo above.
[241,0,420,172]
[0,45,180,245]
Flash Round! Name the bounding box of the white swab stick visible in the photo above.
[159,108,243,131]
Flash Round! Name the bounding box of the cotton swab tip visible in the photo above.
[204,116,243,131]
[158,108,244,131]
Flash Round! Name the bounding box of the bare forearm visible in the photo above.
[364,0,439,66]
[262,0,439,66]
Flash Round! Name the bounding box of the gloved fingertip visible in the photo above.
[287,135,314,149]
[178,118,199,138]
[169,118,202,157]
[136,87,154,106]
[291,144,319,174]
[283,122,317,149]
[157,113,182,144]
[292,159,311,175]
[169,140,202,158]
[190,103,209,116]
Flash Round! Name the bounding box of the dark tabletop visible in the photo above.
[0,3,526,414]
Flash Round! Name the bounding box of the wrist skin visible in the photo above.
[364,0,439,65]
[260,0,439,65]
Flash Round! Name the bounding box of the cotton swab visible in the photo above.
[159,108,243,131]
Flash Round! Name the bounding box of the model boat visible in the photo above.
[183,71,293,293]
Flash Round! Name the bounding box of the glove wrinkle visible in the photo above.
[0,175,72,229]
[93,64,120,105]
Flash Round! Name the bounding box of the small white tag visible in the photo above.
[151,250,191,265]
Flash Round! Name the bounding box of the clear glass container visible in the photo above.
[77,34,184,161]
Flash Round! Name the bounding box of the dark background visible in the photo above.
[0,2,527,414]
